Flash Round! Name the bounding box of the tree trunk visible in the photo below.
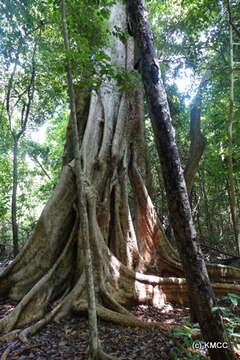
[11,135,19,257]
[126,1,236,359]
[199,168,214,241]
[184,77,207,195]
[226,21,240,255]
[0,2,239,358]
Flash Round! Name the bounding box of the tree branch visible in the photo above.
[6,60,18,132]
[226,0,240,40]
[18,41,37,138]
[31,154,51,180]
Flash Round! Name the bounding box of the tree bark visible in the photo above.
[184,76,207,195]
[199,169,214,241]
[126,1,236,359]
[226,21,240,255]
[11,135,19,257]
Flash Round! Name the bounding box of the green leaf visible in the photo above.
[228,293,239,306]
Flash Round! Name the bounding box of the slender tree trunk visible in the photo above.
[11,135,19,257]
[195,197,203,240]
[32,155,51,180]
[184,79,207,196]
[7,39,37,258]
[127,1,235,359]
[226,22,240,255]
[199,169,214,242]
[227,178,240,253]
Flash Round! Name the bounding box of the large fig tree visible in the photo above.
[0,1,240,359]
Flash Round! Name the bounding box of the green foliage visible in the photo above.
[170,318,203,359]
[39,111,68,199]
[212,294,240,346]
[115,69,141,93]
[146,0,240,256]
[112,25,129,44]
[0,114,12,244]
[0,109,68,249]
[170,295,240,359]
[0,0,69,250]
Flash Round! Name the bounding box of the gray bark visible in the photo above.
[184,80,207,195]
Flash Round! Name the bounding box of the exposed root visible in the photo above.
[18,302,63,343]
[0,331,20,344]
[97,347,120,360]
[54,274,86,321]
[0,219,77,333]
[208,264,240,283]
[1,247,239,348]
[100,286,136,317]
[0,302,63,345]
[74,301,169,330]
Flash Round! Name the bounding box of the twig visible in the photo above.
[11,343,47,359]
[226,0,240,40]
[0,346,11,360]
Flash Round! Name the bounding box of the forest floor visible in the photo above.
[0,259,239,360]
[0,302,191,359]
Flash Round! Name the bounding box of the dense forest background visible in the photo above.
[1,0,240,262]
